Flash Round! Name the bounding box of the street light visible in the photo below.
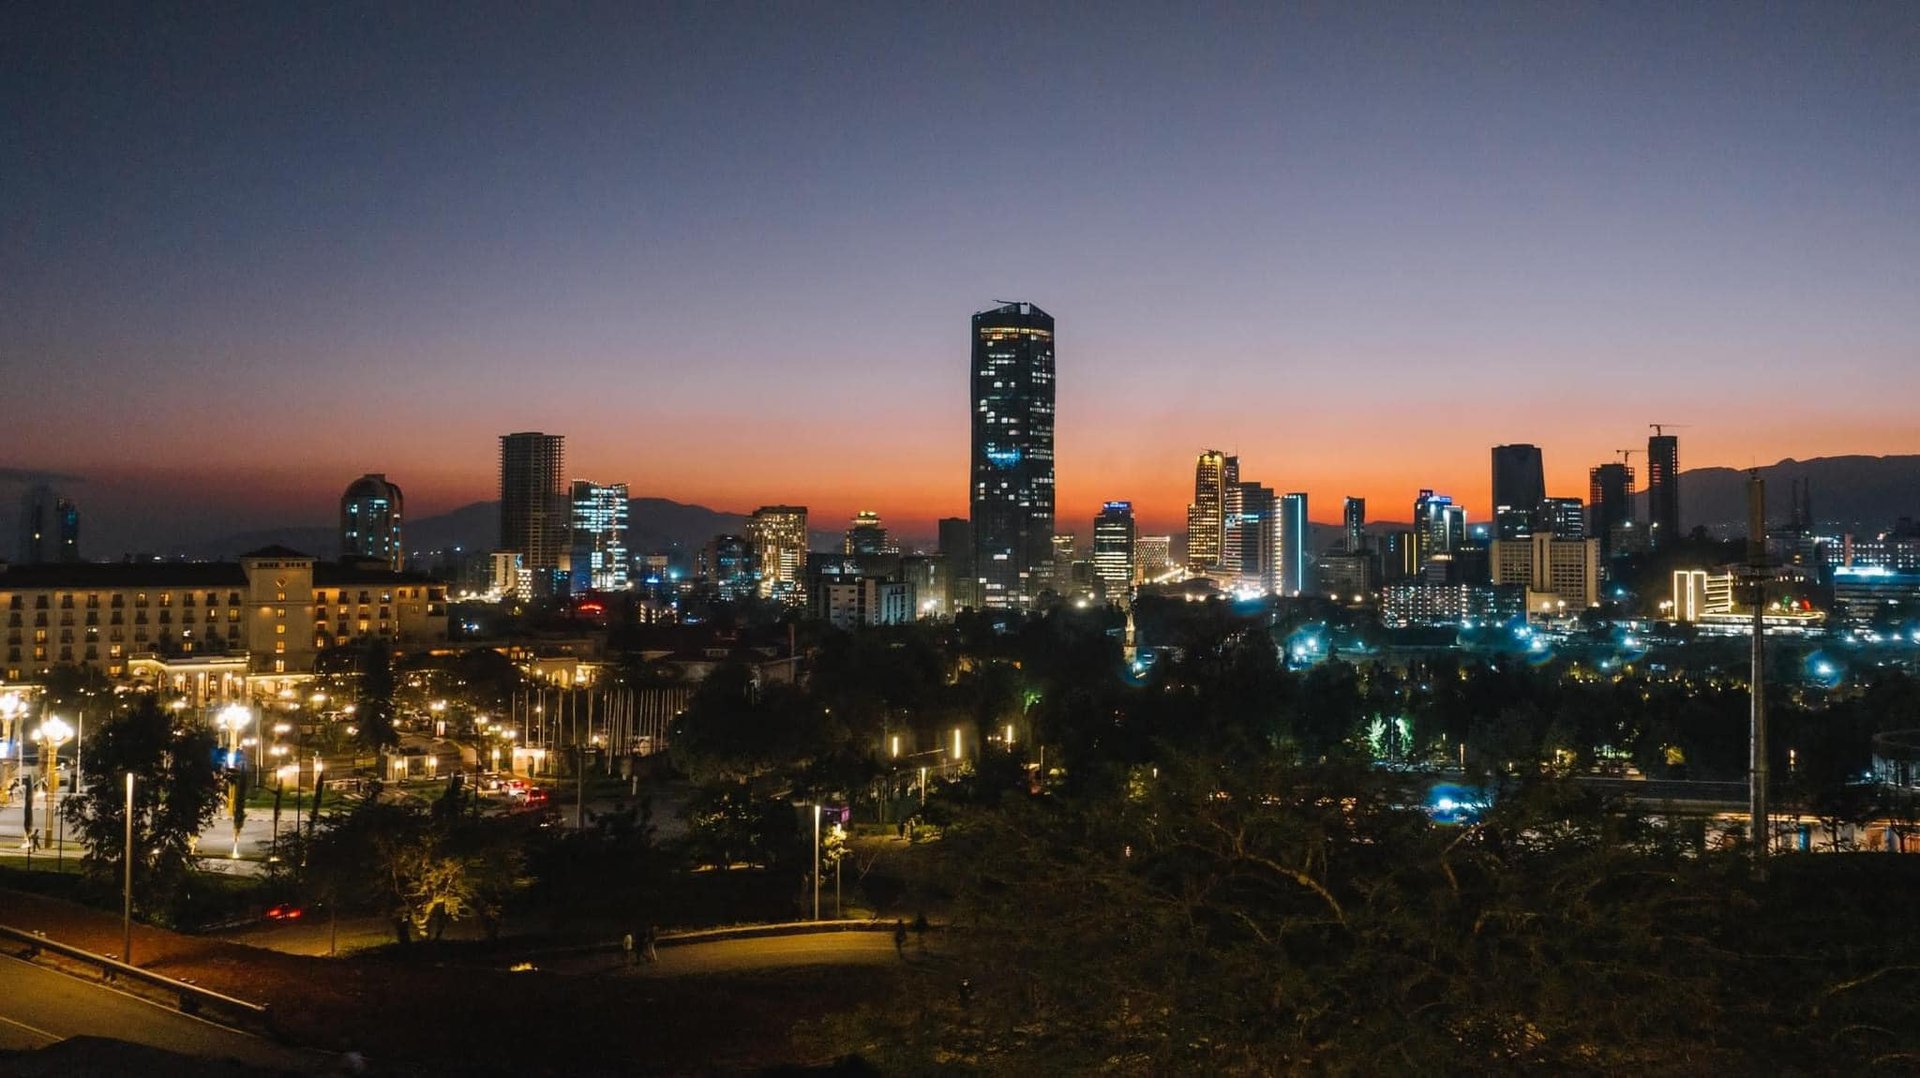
[35,716,72,869]
[215,704,251,770]
[122,772,134,964]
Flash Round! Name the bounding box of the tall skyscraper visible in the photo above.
[1279,492,1309,596]
[499,432,568,596]
[1491,444,1546,541]
[747,505,809,604]
[1412,490,1465,569]
[16,484,79,564]
[1588,462,1634,557]
[1185,450,1233,573]
[969,302,1055,610]
[569,481,630,592]
[1217,456,1244,579]
[844,511,893,557]
[340,473,404,570]
[1647,429,1681,547]
[1343,496,1366,553]
[1232,483,1276,594]
[1092,501,1137,604]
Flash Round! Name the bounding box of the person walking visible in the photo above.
[643,924,659,964]
[622,931,636,968]
[892,918,908,958]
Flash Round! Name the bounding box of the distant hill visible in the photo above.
[188,497,843,561]
[1644,455,1920,532]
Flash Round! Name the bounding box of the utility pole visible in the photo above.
[812,803,822,922]
[1746,472,1769,877]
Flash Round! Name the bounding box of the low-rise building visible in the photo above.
[0,546,447,685]
[1381,582,1523,628]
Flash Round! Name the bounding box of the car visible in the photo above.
[523,787,550,808]
[265,903,304,921]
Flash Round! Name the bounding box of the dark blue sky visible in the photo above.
[4,3,1917,550]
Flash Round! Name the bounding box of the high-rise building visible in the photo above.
[970,302,1055,610]
[1380,531,1418,582]
[1048,533,1079,595]
[1492,444,1546,542]
[339,474,404,570]
[1217,456,1244,579]
[569,481,630,592]
[16,484,79,564]
[937,517,974,610]
[1232,484,1276,594]
[1279,492,1309,596]
[844,511,893,557]
[1343,497,1366,553]
[499,432,568,598]
[1647,431,1681,547]
[1412,490,1465,569]
[1491,533,1600,618]
[700,534,755,601]
[1092,502,1137,604]
[1588,462,1634,558]
[1135,535,1172,584]
[1186,450,1229,572]
[746,506,809,604]
[1535,497,1585,541]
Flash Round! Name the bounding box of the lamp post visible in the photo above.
[811,803,821,922]
[36,717,72,870]
[123,772,135,963]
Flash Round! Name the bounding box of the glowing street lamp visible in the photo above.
[36,716,72,868]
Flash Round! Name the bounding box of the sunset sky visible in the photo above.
[5,4,1917,551]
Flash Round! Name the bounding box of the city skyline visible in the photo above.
[5,5,1919,550]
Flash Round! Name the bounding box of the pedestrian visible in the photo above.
[622,931,636,968]
[896,819,907,840]
[958,978,974,1009]
[912,911,929,950]
[643,924,659,963]
[892,919,907,957]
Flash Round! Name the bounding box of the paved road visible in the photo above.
[0,952,325,1071]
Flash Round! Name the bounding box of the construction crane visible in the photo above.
[1648,423,1691,437]
[1615,449,1638,466]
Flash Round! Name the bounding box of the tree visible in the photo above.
[305,791,489,945]
[682,783,802,870]
[354,638,400,761]
[62,698,222,920]
[810,753,1920,1074]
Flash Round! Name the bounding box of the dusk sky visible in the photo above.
[5,3,1917,551]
